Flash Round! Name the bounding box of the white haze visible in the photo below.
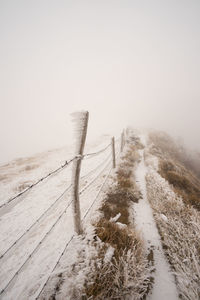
[0,0,200,164]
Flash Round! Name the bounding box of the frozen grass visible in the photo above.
[50,231,149,300]
[146,168,200,300]
[50,139,152,300]
[146,132,200,299]
[159,159,200,211]
[83,234,150,300]
[80,141,151,299]
[42,136,154,300]
[149,131,200,185]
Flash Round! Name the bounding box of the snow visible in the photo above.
[146,166,200,299]
[134,146,179,300]
[0,135,120,299]
[104,246,115,263]
[110,212,121,223]
[116,222,127,229]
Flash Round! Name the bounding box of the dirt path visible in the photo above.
[134,147,178,300]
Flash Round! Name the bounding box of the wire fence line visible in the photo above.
[0,157,75,210]
[0,191,75,296]
[83,148,121,221]
[0,150,115,296]
[81,152,112,180]
[0,184,72,260]
[0,128,124,299]
[80,153,112,195]
[0,142,112,210]
[34,152,117,300]
[0,151,112,261]
[83,142,111,159]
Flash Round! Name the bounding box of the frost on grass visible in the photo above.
[43,225,150,300]
[148,130,200,211]
[146,168,200,300]
[76,224,150,300]
[48,139,152,300]
[79,141,152,299]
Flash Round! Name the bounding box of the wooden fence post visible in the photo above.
[121,130,125,152]
[112,137,116,168]
[71,111,89,234]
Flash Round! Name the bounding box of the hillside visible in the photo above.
[0,130,199,300]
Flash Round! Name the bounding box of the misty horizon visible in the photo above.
[1,0,200,164]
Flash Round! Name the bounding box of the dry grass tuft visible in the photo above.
[83,227,149,300]
[159,160,200,211]
[149,130,200,180]
[95,219,137,258]
[99,189,138,225]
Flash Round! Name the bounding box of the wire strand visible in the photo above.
[0,141,113,210]
[83,142,111,159]
[34,154,115,300]
[0,157,76,209]
[0,152,112,260]
[0,138,121,298]
[0,151,114,296]
[0,184,72,260]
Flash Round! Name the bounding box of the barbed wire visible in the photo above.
[34,234,75,300]
[83,142,111,159]
[0,139,122,298]
[81,153,111,180]
[34,153,115,300]
[0,152,112,261]
[0,142,112,210]
[0,184,72,260]
[82,161,113,221]
[0,193,74,296]
[0,150,114,296]
[0,157,76,210]
[80,154,112,195]
[83,148,120,221]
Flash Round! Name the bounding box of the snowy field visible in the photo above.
[0,135,120,299]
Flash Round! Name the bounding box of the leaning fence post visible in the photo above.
[71,111,89,234]
[111,137,116,168]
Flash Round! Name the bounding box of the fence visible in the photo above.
[0,111,126,299]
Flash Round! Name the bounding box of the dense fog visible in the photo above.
[0,0,200,163]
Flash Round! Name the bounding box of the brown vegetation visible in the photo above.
[149,131,200,211]
[159,159,200,211]
[83,227,147,300]
[149,130,200,180]
[146,171,200,299]
[82,141,151,299]
[46,136,152,300]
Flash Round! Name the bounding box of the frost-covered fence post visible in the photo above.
[111,137,116,168]
[120,130,125,152]
[71,111,89,235]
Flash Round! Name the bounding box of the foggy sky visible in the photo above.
[0,0,200,164]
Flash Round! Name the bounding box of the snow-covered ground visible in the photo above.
[134,137,179,300]
[0,135,119,299]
